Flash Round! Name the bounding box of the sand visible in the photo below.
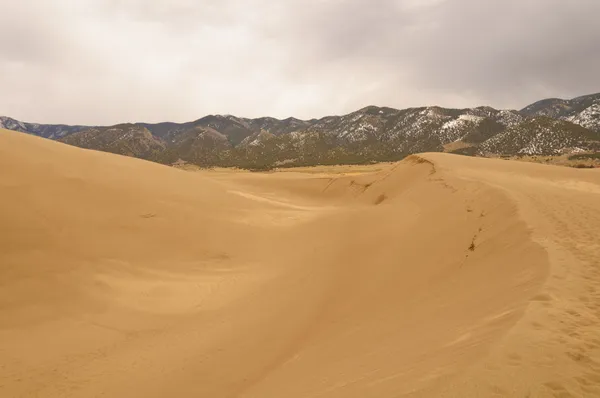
[1,128,600,397]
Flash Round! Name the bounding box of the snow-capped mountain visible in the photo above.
[521,93,600,132]
[2,92,599,168]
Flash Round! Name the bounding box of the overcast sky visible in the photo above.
[1,0,599,125]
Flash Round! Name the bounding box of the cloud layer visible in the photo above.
[1,0,599,124]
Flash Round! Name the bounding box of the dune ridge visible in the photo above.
[1,128,599,397]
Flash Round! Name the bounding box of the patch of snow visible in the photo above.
[567,103,600,131]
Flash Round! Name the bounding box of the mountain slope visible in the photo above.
[479,117,600,155]
[60,124,167,162]
[0,116,90,139]
[4,92,599,168]
[521,92,600,132]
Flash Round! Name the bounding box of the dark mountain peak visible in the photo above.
[197,114,227,123]
[520,92,600,132]
[521,98,569,115]
[572,92,600,102]
[253,116,280,122]
[472,105,500,115]
[282,116,303,122]
[356,105,382,114]
[521,92,600,114]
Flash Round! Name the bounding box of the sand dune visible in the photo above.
[1,128,600,397]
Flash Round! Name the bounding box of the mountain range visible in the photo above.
[2,93,599,169]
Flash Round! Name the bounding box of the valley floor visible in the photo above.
[1,128,600,397]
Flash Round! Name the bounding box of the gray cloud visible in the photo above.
[403,0,600,105]
[1,0,599,125]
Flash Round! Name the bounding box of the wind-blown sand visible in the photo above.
[1,128,600,397]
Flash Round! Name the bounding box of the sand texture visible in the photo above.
[2,128,600,397]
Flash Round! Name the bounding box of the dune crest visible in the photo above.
[1,129,599,397]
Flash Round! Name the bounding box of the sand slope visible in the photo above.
[1,128,599,397]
